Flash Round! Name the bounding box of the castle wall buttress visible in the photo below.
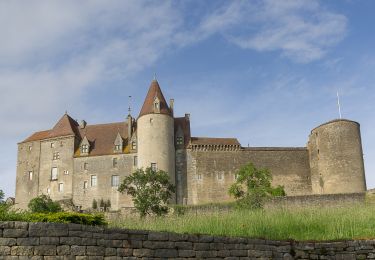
[186,148,312,205]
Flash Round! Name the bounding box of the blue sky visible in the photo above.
[0,0,374,197]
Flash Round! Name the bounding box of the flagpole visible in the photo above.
[337,91,342,119]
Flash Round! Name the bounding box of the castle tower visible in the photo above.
[136,79,176,202]
[308,119,366,194]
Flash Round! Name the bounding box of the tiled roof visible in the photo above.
[190,137,240,146]
[77,122,128,156]
[49,113,80,138]
[22,130,51,143]
[138,80,172,118]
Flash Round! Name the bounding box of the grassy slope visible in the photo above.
[111,203,375,241]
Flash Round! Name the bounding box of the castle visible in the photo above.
[15,80,367,210]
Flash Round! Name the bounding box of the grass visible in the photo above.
[111,203,375,241]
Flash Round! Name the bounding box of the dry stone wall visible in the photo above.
[1,221,375,259]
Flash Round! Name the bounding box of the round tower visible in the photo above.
[308,119,366,194]
[136,79,176,201]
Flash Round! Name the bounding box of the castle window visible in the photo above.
[111,175,119,187]
[197,174,202,180]
[218,172,223,180]
[28,171,33,181]
[28,145,32,151]
[90,175,97,187]
[51,142,55,148]
[53,152,60,160]
[51,167,58,181]
[151,163,157,172]
[81,144,89,154]
[58,183,64,192]
[47,188,50,194]
[133,156,138,167]
[114,144,121,151]
[113,158,118,168]
[83,162,88,171]
[64,170,69,175]
[177,136,183,145]
[83,181,88,189]
[132,141,137,150]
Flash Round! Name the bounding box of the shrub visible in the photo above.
[92,199,98,209]
[28,212,107,226]
[118,167,175,217]
[0,189,4,203]
[229,163,286,209]
[28,194,62,213]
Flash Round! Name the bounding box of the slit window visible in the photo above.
[83,181,88,189]
[113,158,118,168]
[133,156,138,167]
[51,167,58,181]
[58,183,64,192]
[28,171,33,181]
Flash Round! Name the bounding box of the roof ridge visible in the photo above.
[138,80,172,118]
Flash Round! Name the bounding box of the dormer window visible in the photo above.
[177,136,183,145]
[153,97,160,113]
[114,145,121,151]
[81,144,89,153]
[132,141,137,150]
[114,133,123,153]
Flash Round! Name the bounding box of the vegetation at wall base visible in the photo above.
[28,194,62,213]
[111,203,375,241]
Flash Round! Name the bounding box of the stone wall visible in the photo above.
[2,221,375,259]
[186,148,312,205]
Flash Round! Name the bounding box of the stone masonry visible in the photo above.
[1,221,375,259]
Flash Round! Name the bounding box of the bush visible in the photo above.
[28,195,62,213]
[28,212,107,226]
[0,189,4,203]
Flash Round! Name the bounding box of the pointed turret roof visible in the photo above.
[138,80,172,118]
[48,113,80,139]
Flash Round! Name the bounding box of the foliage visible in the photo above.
[118,167,175,217]
[171,205,187,216]
[92,199,98,209]
[228,163,285,209]
[28,194,62,213]
[28,212,107,226]
[0,189,4,203]
[111,203,375,241]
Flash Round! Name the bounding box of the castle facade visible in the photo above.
[15,80,367,209]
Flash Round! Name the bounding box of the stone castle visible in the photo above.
[15,80,367,210]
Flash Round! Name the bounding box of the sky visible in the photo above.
[0,0,374,198]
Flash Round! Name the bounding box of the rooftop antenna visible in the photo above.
[128,95,132,116]
[336,90,342,119]
[153,72,157,81]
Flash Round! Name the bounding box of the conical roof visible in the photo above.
[48,113,80,138]
[138,80,172,118]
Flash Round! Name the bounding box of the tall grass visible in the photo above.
[111,204,375,241]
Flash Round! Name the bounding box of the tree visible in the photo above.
[28,194,62,213]
[0,189,4,203]
[118,167,175,217]
[92,199,98,209]
[229,163,286,209]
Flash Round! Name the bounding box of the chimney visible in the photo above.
[185,113,190,120]
[80,120,87,129]
[127,114,132,138]
[169,99,174,116]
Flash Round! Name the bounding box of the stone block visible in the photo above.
[178,249,196,257]
[148,231,169,241]
[196,250,218,258]
[123,240,142,249]
[217,249,231,257]
[175,241,193,250]
[81,225,104,233]
[230,250,248,257]
[69,231,93,238]
[154,249,178,258]
[210,242,224,250]
[82,238,97,246]
[71,245,86,256]
[0,246,11,255]
[17,238,39,246]
[142,240,174,249]
[104,257,122,260]
[0,238,17,246]
[198,235,214,242]
[19,257,43,260]
[116,248,133,257]
[129,234,147,241]
[34,245,56,256]
[133,248,154,257]
[169,233,189,241]
[3,229,28,238]
[98,239,122,248]
[10,246,34,256]
[29,223,68,237]
[104,247,116,256]
[60,236,82,245]
[86,246,105,256]
[40,237,59,245]
[194,242,210,250]
[44,257,64,260]
[0,222,14,229]
[68,223,82,231]
[57,245,70,255]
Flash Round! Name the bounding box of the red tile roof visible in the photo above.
[138,80,172,118]
[190,137,240,146]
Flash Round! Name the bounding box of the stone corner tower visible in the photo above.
[308,119,366,194]
[136,79,176,202]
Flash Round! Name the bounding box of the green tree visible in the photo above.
[229,163,286,209]
[28,194,62,213]
[0,189,4,203]
[118,167,175,217]
[92,199,98,209]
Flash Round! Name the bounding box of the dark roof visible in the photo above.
[190,137,240,146]
[138,80,172,118]
[77,122,128,156]
[174,116,191,147]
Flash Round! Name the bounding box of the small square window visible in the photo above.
[133,156,138,167]
[28,171,33,181]
[28,146,32,151]
[114,144,121,151]
[91,175,97,187]
[83,162,88,171]
[51,143,55,148]
[132,141,137,150]
[111,175,119,187]
[64,170,69,175]
[83,181,88,189]
[151,163,157,172]
[177,136,183,145]
[58,183,64,192]
[218,172,223,180]
[197,174,202,180]
[53,152,60,160]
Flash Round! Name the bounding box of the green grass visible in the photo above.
[111,203,375,241]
